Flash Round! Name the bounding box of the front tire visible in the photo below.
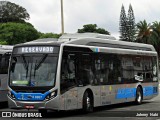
[135,87,143,104]
[82,91,93,113]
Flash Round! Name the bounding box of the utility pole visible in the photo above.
[60,0,64,34]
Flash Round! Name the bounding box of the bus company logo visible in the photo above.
[2,112,11,117]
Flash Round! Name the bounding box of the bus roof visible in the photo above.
[59,33,155,51]
[25,38,58,44]
[59,33,117,41]
[14,33,156,52]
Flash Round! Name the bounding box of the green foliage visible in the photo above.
[136,20,151,44]
[127,4,136,42]
[119,4,136,41]
[136,20,160,58]
[0,22,39,45]
[0,41,7,45]
[39,33,61,39]
[119,4,127,41]
[96,28,110,35]
[78,24,110,35]
[151,21,160,56]
[0,1,30,23]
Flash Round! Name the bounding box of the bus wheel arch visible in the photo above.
[135,85,143,104]
[82,89,94,113]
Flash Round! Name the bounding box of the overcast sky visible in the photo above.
[6,0,160,39]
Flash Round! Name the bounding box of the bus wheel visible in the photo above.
[135,87,143,105]
[82,91,93,113]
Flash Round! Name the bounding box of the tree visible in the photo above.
[151,21,160,56]
[119,4,127,41]
[127,4,136,42]
[136,20,152,44]
[78,24,110,35]
[96,28,110,35]
[0,22,39,45]
[39,33,61,39]
[0,1,29,23]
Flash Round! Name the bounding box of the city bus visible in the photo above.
[7,33,159,113]
[0,45,13,102]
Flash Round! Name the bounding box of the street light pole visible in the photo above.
[60,0,64,34]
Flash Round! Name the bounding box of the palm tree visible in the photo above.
[136,20,152,44]
[151,21,160,57]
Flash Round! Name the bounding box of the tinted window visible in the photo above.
[0,53,11,74]
[61,52,76,91]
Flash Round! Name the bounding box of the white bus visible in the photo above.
[7,33,159,113]
[0,45,13,102]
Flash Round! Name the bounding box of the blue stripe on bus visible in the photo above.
[143,86,158,96]
[116,88,136,99]
[116,86,158,99]
[11,90,50,101]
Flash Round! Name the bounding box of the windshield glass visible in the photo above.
[9,54,58,87]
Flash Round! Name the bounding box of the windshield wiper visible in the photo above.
[33,54,48,79]
[34,54,48,71]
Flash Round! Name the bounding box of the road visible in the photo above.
[0,94,160,120]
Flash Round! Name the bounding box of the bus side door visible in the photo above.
[60,53,78,110]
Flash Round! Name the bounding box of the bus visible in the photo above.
[0,45,13,102]
[7,33,159,113]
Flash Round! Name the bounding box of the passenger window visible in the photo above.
[77,54,95,86]
[143,56,153,82]
[61,53,76,92]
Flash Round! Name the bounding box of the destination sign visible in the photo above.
[21,47,54,53]
[13,46,59,54]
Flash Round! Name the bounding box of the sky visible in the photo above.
[5,0,160,39]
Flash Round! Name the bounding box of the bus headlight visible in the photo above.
[45,90,57,101]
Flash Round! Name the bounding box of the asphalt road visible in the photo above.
[0,94,160,120]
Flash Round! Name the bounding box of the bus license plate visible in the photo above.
[25,105,34,109]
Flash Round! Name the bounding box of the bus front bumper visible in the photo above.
[7,95,60,110]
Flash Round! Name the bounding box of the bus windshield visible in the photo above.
[9,54,58,87]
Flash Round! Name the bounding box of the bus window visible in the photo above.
[133,56,143,82]
[121,55,134,83]
[0,53,10,74]
[93,54,109,85]
[108,54,121,84]
[143,56,153,82]
[0,54,2,73]
[77,54,94,86]
[152,57,158,82]
[61,53,76,92]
